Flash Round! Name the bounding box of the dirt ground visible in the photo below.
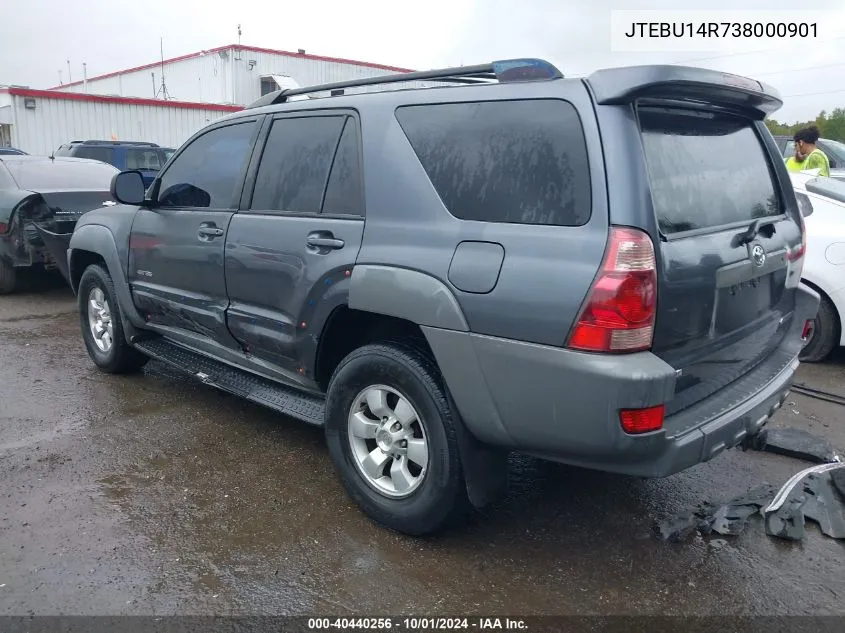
[1,277,844,616]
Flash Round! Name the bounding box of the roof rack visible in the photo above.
[74,140,160,147]
[245,58,563,109]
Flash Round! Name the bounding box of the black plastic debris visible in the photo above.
[832,468,845,501]
[764,463,845,541]
[656,484,776,542]
[746,427,842,464]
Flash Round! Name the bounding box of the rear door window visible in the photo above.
[639,107,781,235]
[395,99,591,226]
[126,148,165,171]
[250,115,346,213]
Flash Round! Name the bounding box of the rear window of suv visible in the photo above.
[395,99,591,226]
[639,107,781,235]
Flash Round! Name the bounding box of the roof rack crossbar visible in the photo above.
[245,58,562,109]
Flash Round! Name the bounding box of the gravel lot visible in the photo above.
[1,277,844,616]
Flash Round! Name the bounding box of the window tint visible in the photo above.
[126,148,165,171]
[4,159,117,190]
[251,116,346,213]
[322,118,363,215]
[395,100,591,226]
[639,108,781,235]
[158,122,256,209]
[73,146,114,165]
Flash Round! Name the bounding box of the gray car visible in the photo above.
[773,135,845,181]
[50,59,819,535]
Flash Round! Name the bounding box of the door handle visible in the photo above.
[306,233,345,250]
[197,225,224,239]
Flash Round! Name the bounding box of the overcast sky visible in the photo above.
[2,0,845,122]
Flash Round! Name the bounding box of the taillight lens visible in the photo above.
[0,222,7,234]
[620,405,665,434]
[788,194,810,264]
[567,227,657,353]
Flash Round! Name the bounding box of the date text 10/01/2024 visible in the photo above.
[624,22,817,38]
[307,618,528,630]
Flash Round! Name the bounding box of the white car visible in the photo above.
[790,171,845,361]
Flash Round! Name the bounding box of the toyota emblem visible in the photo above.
[751,244,766,267]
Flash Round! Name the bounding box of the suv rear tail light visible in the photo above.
[567,227,657,353]
[0,222,7,234]
[620,405,665,434]
[788,193,810,268]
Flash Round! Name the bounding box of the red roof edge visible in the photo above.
[1,87,244,113]
[47,44,414,90]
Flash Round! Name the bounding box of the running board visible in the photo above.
[134,338,325,426]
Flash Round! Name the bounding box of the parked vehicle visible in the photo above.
[48,60,819,535]
[54,140,171,188]
[773,135,845,181]
[0,147,27,155]
[0,155,117,293]
[789,172,845,361]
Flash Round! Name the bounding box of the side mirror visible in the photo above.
[829,159,839,169]
[110,171,146,206]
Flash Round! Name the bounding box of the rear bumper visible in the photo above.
[423,284,820,478]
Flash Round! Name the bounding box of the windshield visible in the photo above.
[5,159,117,190]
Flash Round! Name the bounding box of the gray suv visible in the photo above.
[57,59,819,535]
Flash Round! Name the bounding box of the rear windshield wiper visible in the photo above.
[735,218,776,247]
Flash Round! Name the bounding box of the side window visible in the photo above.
[395,99,591,226]
[323,118,363,216]
[74,146,115,165]
[158,121,256,209]
[251,115,346,213]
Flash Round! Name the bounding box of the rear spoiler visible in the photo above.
[585,65,782,118]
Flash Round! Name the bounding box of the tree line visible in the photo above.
[765,108,845,142]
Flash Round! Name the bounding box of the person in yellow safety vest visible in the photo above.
[785,125,830,177]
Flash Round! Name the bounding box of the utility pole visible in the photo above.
[66,58,72,83]
[154,38,171,100]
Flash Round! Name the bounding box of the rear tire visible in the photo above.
[800,292,839,363]
[325,343,468,535]
[0,260,16,295]
[78,264,148,374]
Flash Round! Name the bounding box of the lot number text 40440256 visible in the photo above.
[307,617,528,630]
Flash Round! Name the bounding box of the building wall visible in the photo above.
[51,46,433,106]
[3,90,239,155]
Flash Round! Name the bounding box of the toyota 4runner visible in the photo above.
[55,59,820,535]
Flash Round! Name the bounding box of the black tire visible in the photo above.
[800,292,839,363]
[78,264,148,374]
[0,259,16,295]
[325,343,468,535]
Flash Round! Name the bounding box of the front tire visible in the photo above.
[325,343,468,535]
[78,264,148,374]
[799,293,839,363]
[0,259,16,295]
